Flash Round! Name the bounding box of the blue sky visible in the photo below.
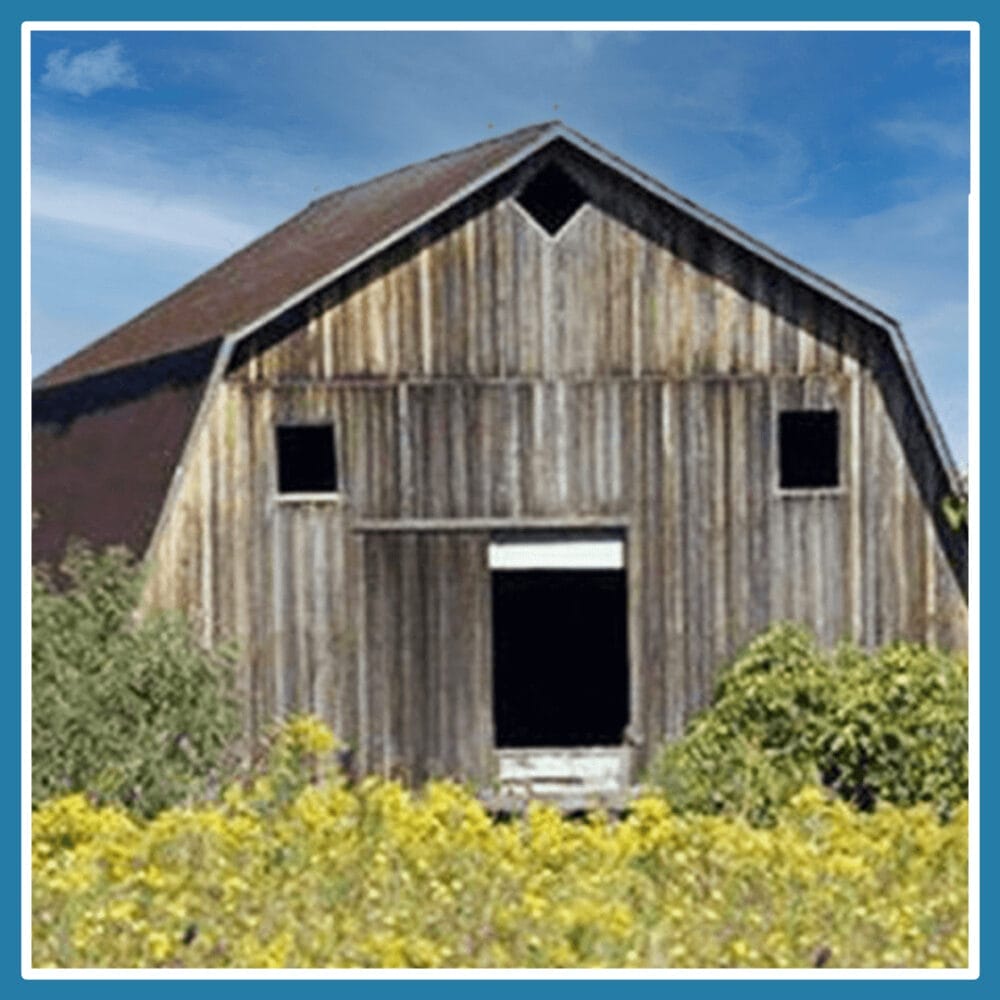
[29,28,972,464]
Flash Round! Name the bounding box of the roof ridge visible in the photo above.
[305,121,560,211]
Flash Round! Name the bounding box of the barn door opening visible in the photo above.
[490,536,629,748]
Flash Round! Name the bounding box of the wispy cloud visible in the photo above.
[754,184,968,463]
[764,186,966,320]
[876,114,968,159]
[31,110,354,216]
[933,45,969,72]
[27,30,969,461]
[32,173,261,254]
[41,41,138,97]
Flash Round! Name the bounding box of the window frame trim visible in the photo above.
[773,406,844,497]
[273,420,342,499]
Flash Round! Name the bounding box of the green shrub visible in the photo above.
[32,543,240,817]
[647,624,967,824]
[818,641,968,814]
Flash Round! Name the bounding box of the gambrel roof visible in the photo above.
[32,121,962,565]
[35,122,557,389]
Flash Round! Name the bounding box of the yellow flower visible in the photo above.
[31,777,968,969]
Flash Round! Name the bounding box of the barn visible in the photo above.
[33,122,967,801]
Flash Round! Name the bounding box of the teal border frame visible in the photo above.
[12,4,989,993]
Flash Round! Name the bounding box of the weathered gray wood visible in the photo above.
[137,152,967,788]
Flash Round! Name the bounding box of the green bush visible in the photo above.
[647,624,967,825]
[32,543,240,817]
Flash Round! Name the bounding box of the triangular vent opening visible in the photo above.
[515,163,587,236]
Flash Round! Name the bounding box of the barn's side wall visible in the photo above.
[141,161,967,781]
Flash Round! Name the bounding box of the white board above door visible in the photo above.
[488,537,625,571]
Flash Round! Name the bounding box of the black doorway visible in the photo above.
[492,569,629,747]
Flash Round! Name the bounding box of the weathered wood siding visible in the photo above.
[142,155,967,781]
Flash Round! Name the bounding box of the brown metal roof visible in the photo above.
[32,342,219,565]
[35,122,557,390]
[32,122,560,563]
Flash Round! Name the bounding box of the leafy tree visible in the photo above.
[32,543,240,816]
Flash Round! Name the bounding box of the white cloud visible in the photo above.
[31,110,350,217]
[41,42,138,97]
[876,115,968,159]
[31,172,262,254]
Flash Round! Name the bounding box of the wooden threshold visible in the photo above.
[491,745,633,808]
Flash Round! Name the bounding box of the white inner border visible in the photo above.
[22,19,979,983]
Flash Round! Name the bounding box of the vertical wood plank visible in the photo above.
[136,172,966,789]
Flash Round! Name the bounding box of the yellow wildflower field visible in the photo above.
[32,777,967,969]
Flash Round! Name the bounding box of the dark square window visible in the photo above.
[515,163,587,236]
[779,410,839,489]
[276,424,338,493]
